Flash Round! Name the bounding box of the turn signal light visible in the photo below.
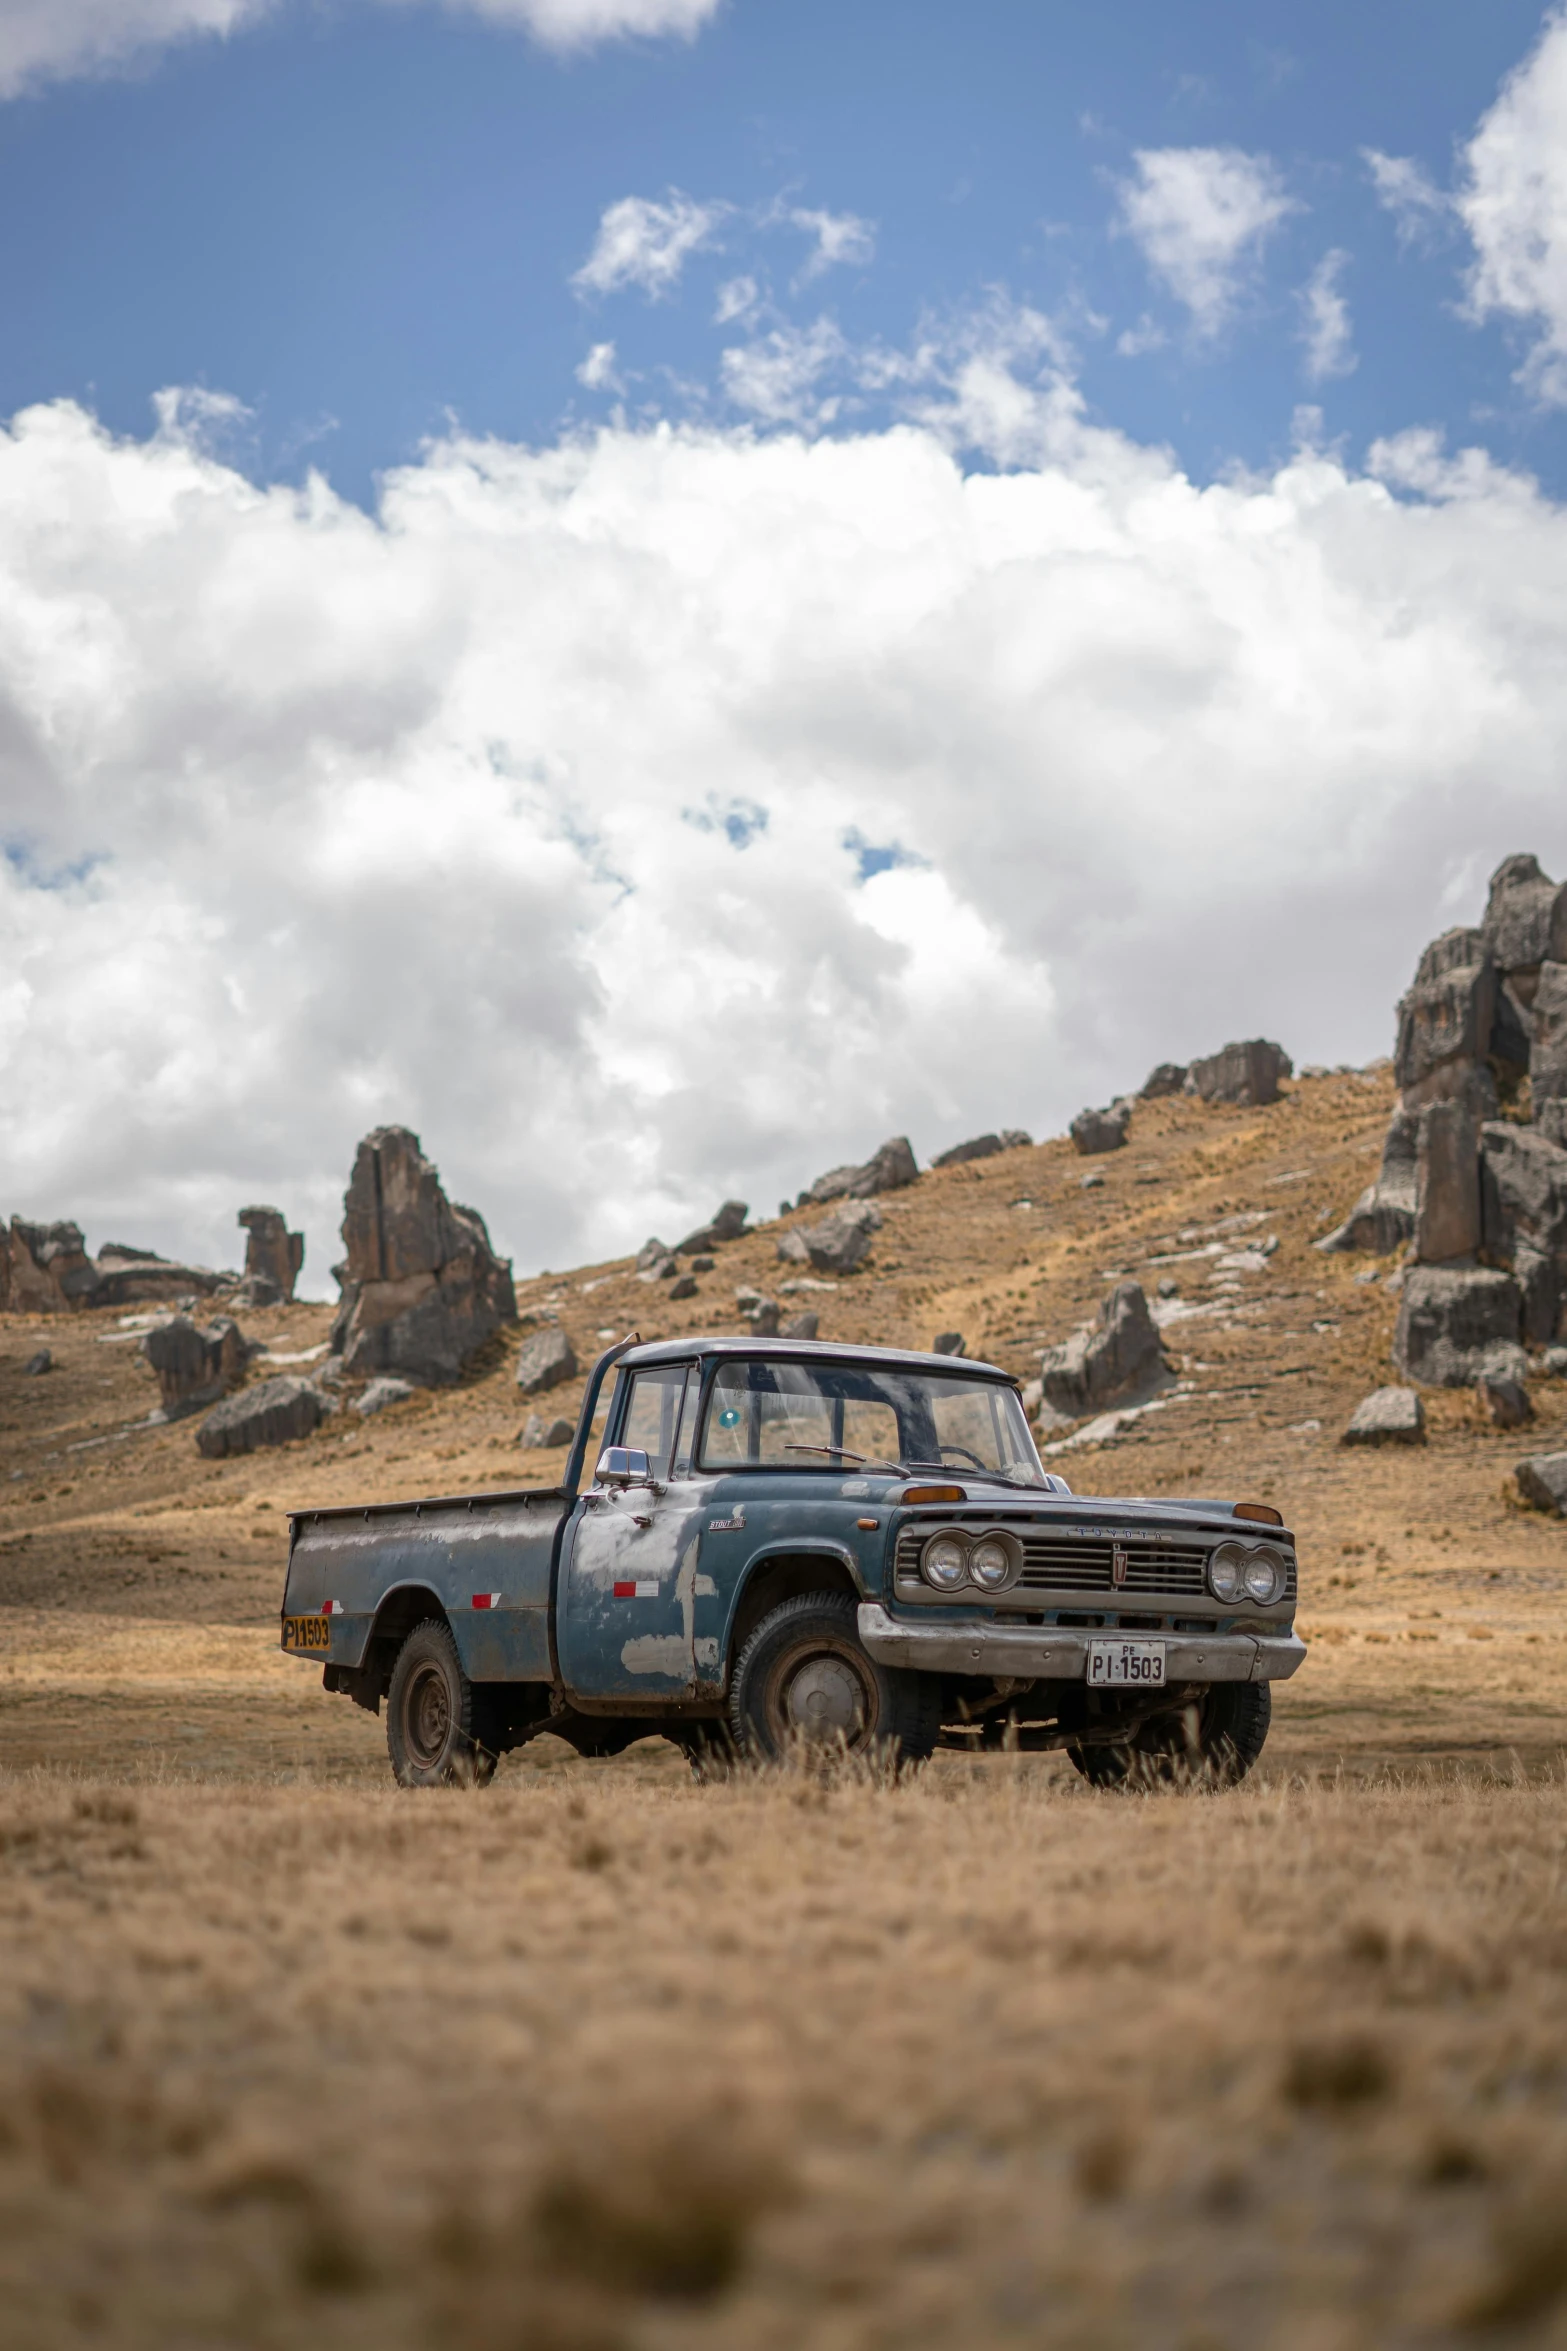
[902,1484,967,1505]
[1233,1501,1283,1526]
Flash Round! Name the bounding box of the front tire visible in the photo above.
[1068,1682,1270,1791]
[728,1593,940,1770]
[386,1618,497,1788]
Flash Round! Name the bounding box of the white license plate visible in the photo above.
[1086,1639,1166,1688]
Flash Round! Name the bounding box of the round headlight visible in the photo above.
[922,1534,969,1590]
[1244,1551,1284,1604]
[969,1537,1014,1591]
[1209,1544,1247,1603]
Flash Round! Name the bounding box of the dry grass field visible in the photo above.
[3,1068,1567,2346]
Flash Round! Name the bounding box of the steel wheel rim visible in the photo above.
[405,1662,452,1767]
[770,1640,875,1748]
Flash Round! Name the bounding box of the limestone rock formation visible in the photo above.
[94,1247,224,1308]
[520,1413,575,1449]
[1040,1281,1164,1418]
[197,1376,327,1459]
[1070,1103,1130,1156]
[2,1219,100,1312]
[1394,929,1497,1115]
[1140,1062,1189,1100]
[516,1326,578,1394]
[675,1201,750,1252]
[1515,1452,1567,1513]
[776,1200,881,1275]
[1392,1266,1525,1388]
[238,1207,304,1303]
[140,1314,250,1417]
[1413,1100,1482,1265]
[800,1138,918,1206]
[1341,1387,1426,1445]
[1479,1122,1567,1343]
[1317,1110,1418,1255]
[932,1134,1004,1169]
[1528,962,1567,1111]
[330,1127,516,1387]
[1186,1039,1292,1108]
[1483,853,1567,986]
[931,1332,966,1356]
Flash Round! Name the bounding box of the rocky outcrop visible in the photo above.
[1393,1266,1525,1388]
[1528,963,1567,1111]
[1140,1062,1189,1100]
[1414,1100,1481,1265]
[1516,1452,1567,1513]
[1317,1110,1417,1254]
[776,1200,881,1274]
[800,1138,918,1206]
[1342,1387,1425,1445]
[95,1246,224,1308]
[1395,929,1497,1115]
[196,1376,327,1459]
[238,1207,304,1303]
[932,1134,1003,1168]
[330,1127,516,1387]
[354,1377,413,1418]
[1483,853,1567,990]
[140,1314,251,1417]
[675,1201,749,1253]
[516,1327,578,1394]
[1187,1039,1292,1108]
[2,1219,100,1312]
[1040,1281,1164,1418]
[1070,1103,1130,1156]
[1480,1122,1567,1343]
[931,1332,965,1356]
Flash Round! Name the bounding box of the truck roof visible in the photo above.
[615,1334,1016,1382]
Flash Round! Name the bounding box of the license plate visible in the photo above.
[282,1615,331,1652]
[1087,1638,1166,1688]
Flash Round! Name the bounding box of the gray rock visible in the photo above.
[1414,1099,1481,1265]
[1040,1281,1164,1417]
[932,1134,1003,1169]
[635,1237,670,1270]
[1482,853,1567,986]
[1341,1386,1426,1446]
[1478,1373,1533,1428]
[196,1376,325,1459]
[1542,1345,1567,1375]
[332,1127,517,1386]
[1529,961,1567,1110]
[1156,1277,1179,1300]
[776,1200,881,1276]
[668,1274,698,1301]
[781,1311,819,1340]
[637,1255,679,1284]
[2,1217,99,1312]
[1139,1062,1189,1100]
[1394,930,1497,1113]
[1516,1452,1567,1513]
[237,1206,304,1302]
[1393,1265,1525,1388]
[1186,1040,1292,1108]
[228,1274,284,1309]
[1070,1102,1130,1156]
[931,1332,966,1356]
[516,1326,579,1394]
[1317,1108,1418,1254]
[1080,1172,1105,1190]
[521,1413,575,1449]
[354,1376,414,1418]
[999,1130,1033,1150]
[690,1255,715,1274]
[23,1349,51,1376]
[800,1138,918,1206]
[675,1201,750,1253]
[91,1245,225,1308]
[1480,1120,1567,1342]
[141,1313,249,1417]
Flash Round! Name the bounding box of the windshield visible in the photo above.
[698,1358,1046,1484]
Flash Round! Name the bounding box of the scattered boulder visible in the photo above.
[735,1288,782,1335]
[1341,1387,1426,1446]
[330,1127,517,1386]
[1040,1281,1164,1418]
[23,1349,51,1376]
[1478,1373,1533,1428]
[354,1377,414,1418]
[1515,1452,1567,1513]
[931,1332,966,1356]
[141,1314,250,1417]
[1079,1171,1105,1190]
[1480,1121,1567,1342]
[800,1138,918,1206]
[635,1237,670,1270]
[675,1201,749,1253]
[1186,1040,1292,1108]
[932,1135,1004,1169]
[1140,1062,1189,1100]
[781,1311,819,1340]
[196,1376,326,1460]
[690,1255,715,1274]
[1070,1103,1130,1157]
[669,1274,698,1301]
[1392,1266,1525,1388]
[1000,1130,1032,1150]
[1414,1099,1481,1264]
[238,1207,304,1302]
[1155,1276,1179,1300]
[516,1326,579,1394]
[776,1200,881,1275]
[521,1413,575,1449]
[93,1245,224,1308]
[3,1218,99,1312]
[637,1255,679,1284]
[1394,929,1497,1116]
[1316,1109,1417,1254]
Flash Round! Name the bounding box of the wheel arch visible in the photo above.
[363,1583,450,1690]
[725,1548,861,1682]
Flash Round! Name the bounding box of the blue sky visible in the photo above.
[2,0,1561,505]
[8,1,1567,1286]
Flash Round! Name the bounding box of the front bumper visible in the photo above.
[857,1602,1305,1685]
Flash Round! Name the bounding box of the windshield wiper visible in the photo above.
[782,1444,905,1475]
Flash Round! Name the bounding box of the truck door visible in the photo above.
[556,1364,709,1701]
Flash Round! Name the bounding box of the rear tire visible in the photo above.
[386,1619,498,1788]
[1068,1682,1270,1791]
[729,1593,940,1771]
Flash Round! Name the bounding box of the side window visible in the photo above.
[619,1367,689,1480]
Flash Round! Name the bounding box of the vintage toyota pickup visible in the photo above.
[280,1334,1305,1787]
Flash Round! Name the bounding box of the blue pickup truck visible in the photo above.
[280,1334,1305,1788]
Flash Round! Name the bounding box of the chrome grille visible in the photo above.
[895,1525,1295,1603]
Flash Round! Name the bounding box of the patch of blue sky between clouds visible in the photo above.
[844,831,924,887]
[683,796,769,849]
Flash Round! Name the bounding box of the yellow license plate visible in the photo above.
[282,1615,332,1652]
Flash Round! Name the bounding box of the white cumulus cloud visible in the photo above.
[1115,146,1295,335]
[573,190,728,298]
[1299,249,1356,381]
[787,205,876,281]
[1364,148,1452,249]
[1458,5,1567,404]
[5,382,1567,1298]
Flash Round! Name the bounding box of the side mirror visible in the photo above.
[595,1446,653,1489]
